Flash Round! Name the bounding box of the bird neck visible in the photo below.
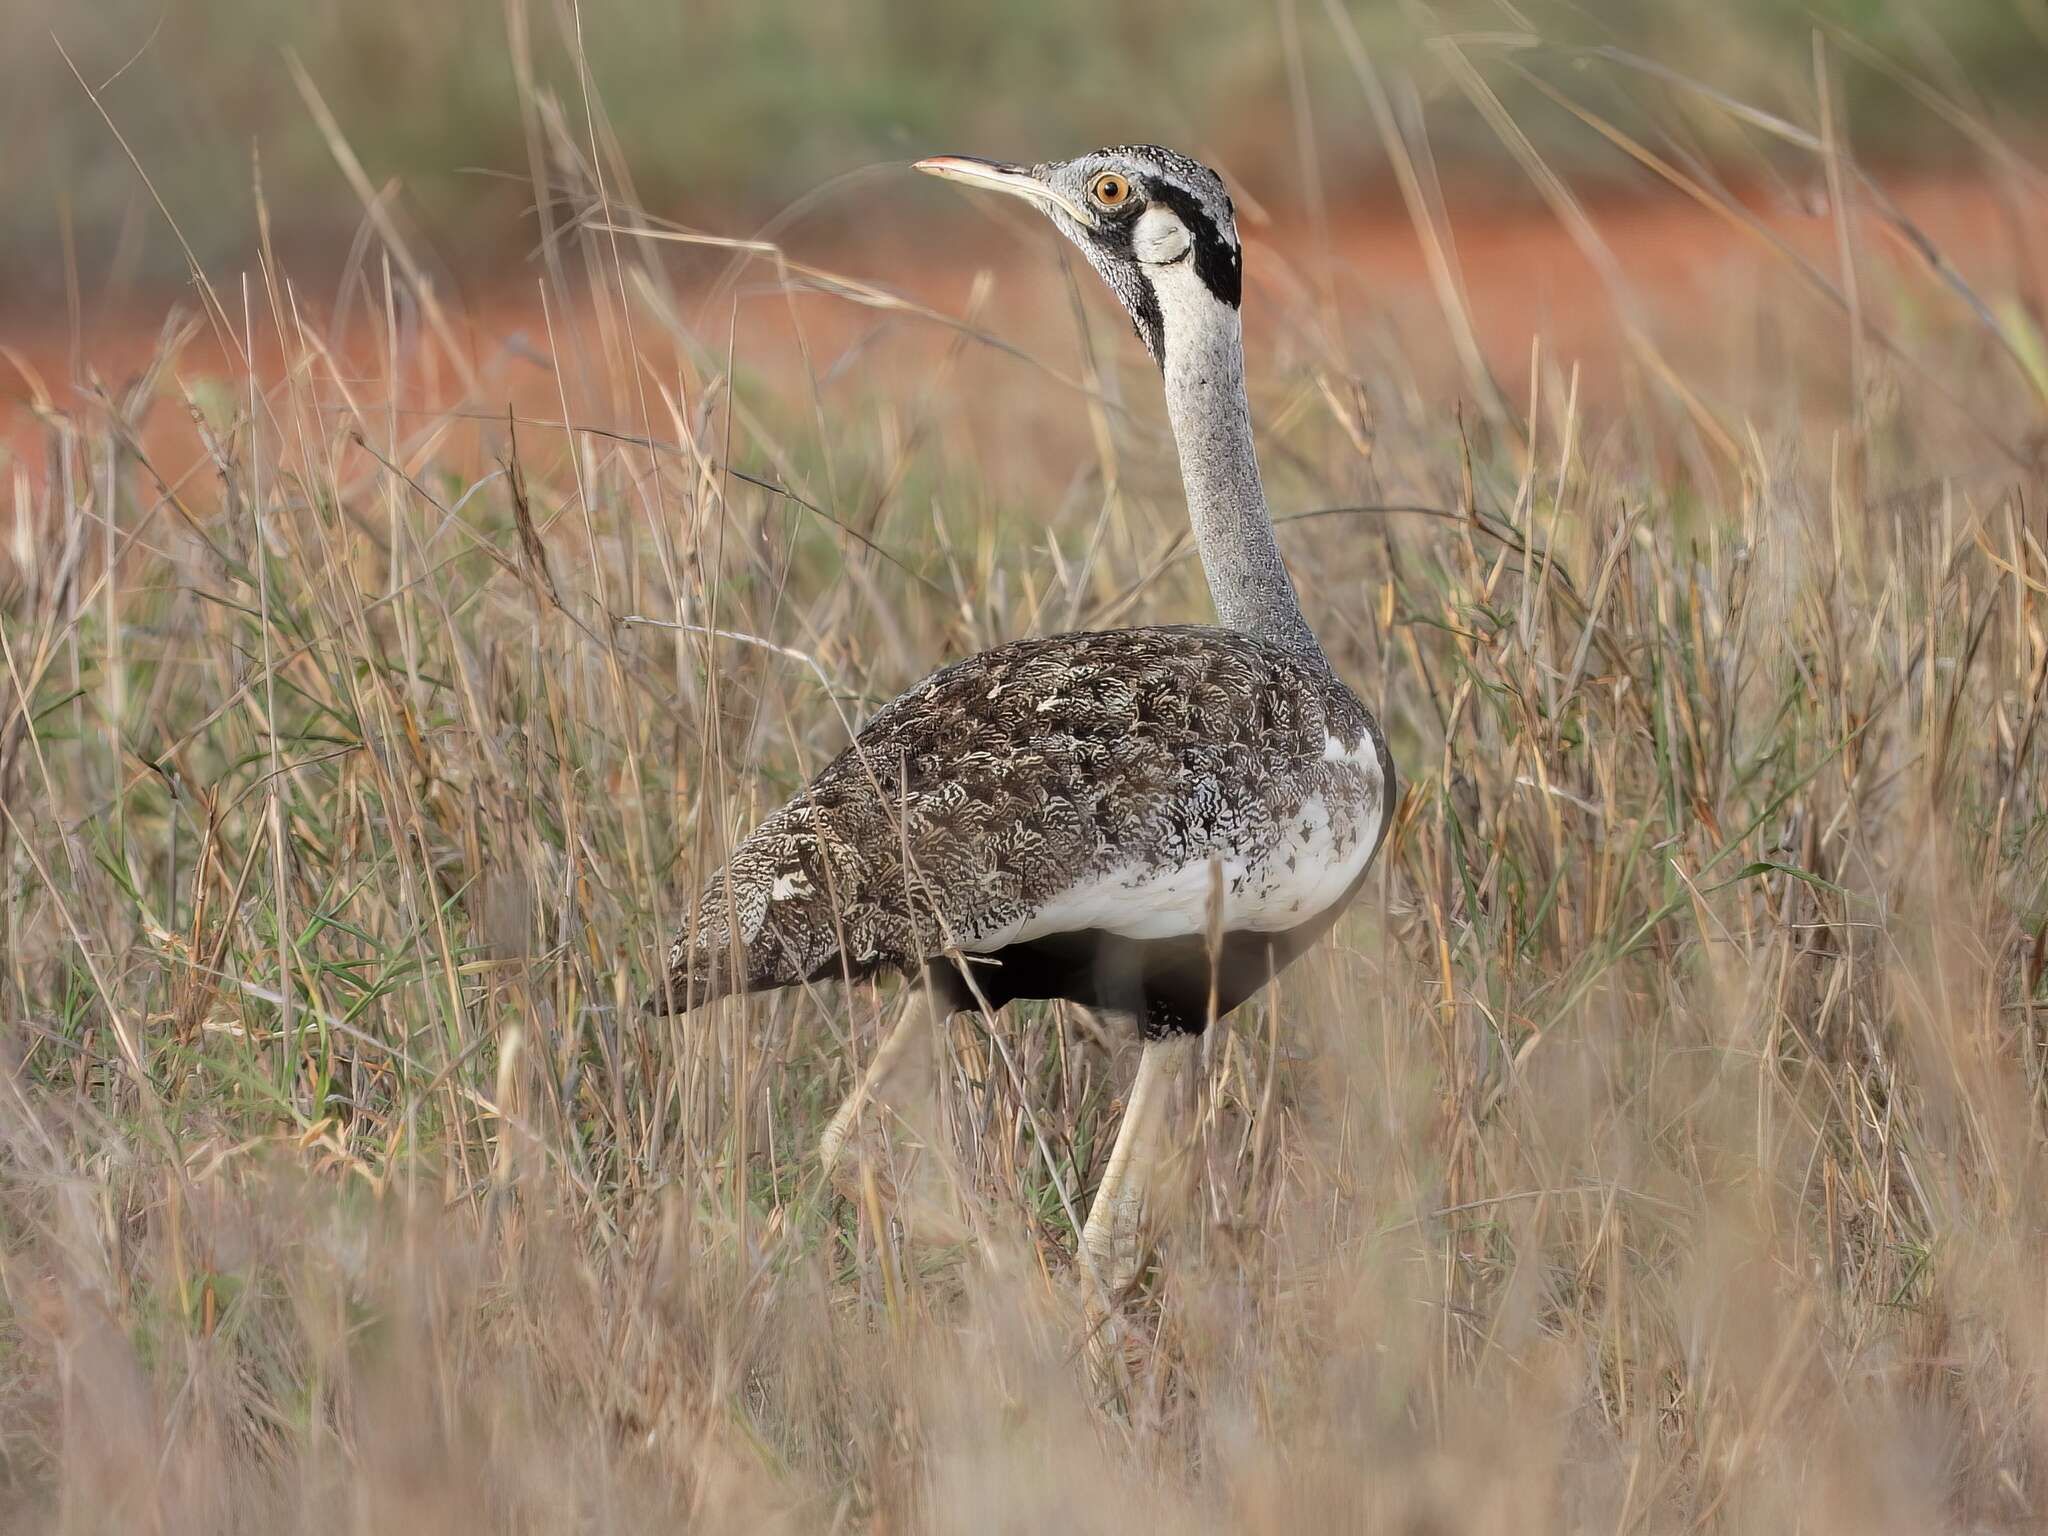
[1158,298,1323,660]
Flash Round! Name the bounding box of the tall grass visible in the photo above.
[4,17,2048,1532]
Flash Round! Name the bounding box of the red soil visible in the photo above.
[3,170,2043,503]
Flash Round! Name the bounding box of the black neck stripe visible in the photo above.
[1131,286,1165,361]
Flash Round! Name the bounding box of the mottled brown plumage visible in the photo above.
[655,625,1390,1034]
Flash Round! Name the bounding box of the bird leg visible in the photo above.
[1079,1033,1195,1302]
[818,980,948,1191]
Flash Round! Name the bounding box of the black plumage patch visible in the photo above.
[1129,275,1166,361]
[1141,177,1241,309]
[1073,199,1168,358]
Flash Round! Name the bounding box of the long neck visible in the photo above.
[1158,300,1324,660]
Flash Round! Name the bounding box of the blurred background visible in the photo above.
[8,0,2048,470]
[8,0,2045,297]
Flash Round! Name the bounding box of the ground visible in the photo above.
[6,166,2040,497]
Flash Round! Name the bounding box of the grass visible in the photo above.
[5,15,2048,1533]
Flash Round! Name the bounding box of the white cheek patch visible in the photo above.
[1133,206,1192,265]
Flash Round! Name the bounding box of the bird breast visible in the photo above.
[969,729,1384,948]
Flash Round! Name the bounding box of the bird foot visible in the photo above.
[821,1107,976,1251]
[820,1116,897,1205]
[1078,1194,1154,1389]
[1082,1301,1156,1395]
[1079,1196,1148,1299]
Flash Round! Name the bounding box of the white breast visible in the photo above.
[967,734,1386,950]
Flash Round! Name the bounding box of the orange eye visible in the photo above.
[1088,172,1132,208]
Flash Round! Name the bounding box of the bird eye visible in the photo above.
[1088,172,1132,209]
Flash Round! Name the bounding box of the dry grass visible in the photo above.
[5,26,2048,1535]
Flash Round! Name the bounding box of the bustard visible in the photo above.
[653,145,1394,1300]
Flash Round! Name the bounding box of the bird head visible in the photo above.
[915,145,1242,366]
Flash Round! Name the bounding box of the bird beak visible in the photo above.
[914,155,1097,229]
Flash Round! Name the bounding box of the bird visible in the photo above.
[651,145,1395,1304]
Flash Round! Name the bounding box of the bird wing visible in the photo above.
[657,625,1387,1010]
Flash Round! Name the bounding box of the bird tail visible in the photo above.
[642,867,733,1015]
[645,805,853,1014]
[642,938,737,1016]
[643,877,803,1015]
